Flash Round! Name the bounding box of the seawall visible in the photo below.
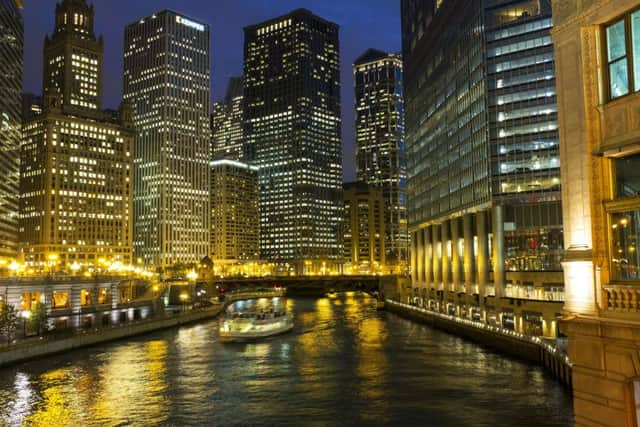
[0,292,282,369]
[384,300,572,389]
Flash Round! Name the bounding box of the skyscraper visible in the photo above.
[243,9,342,274]
[20,0,133,270]
[353,49,407,271]
[402,0,563,332]
[343,182,385,274]
[124,10,211,268]
[212,77,244,161]
[210,159,259,264]
[0,0,22,260]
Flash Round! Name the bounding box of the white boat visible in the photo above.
[219,309,294,342]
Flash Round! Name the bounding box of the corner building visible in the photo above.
[552,1,640,425]
[243,9,342,274]
[353,49,407,272]
[0,0,22,260]
[124,10,211,268]
[402,0,564,336]
[20,0,133,269]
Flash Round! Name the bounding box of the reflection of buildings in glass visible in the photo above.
[553,1,640,425]
[342,182,385,273]
[20,0,133,269]
[402,0,563,306]
[124,10,211,268]
[243,9,342,273]
[353,49,407,269]
[0,0,22,259]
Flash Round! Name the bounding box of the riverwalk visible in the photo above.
[0,291,282,368]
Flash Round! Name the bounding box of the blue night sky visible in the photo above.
[23,0,402,182]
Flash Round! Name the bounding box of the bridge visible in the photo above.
[208,275,390,297]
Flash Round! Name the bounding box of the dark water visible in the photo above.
[0,293,573,426]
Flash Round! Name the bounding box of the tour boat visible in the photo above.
[219,309,294,342]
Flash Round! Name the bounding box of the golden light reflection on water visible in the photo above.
[91,340,169,425]
[24,369,74,427]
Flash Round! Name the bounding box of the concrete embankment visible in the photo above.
[0,292,282,369]
[0,306,224,368]
[384,300,572,389]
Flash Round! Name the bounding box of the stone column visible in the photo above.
[424,227,432,288]
[463,213,475,292]
[441,221,450,290]
[432,224,441,288]
[492,205,505,299]
[411,231,417,284]
[476,211,488,298]
[451,217,461,292]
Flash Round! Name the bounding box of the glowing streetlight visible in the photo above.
[186,270,198,281]
[8,261,19,273]
[71,262,81,274]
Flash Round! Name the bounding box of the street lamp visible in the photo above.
[186,270,198,281]
[179,292,188,313]
[21,310,31,337]
[71,262,81,275]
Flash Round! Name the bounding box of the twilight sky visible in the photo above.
[22,0,402,182]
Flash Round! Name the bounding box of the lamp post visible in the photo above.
[179,292,188,313]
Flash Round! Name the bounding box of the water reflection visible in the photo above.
[0,293,573,426]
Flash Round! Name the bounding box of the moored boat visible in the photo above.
[219,309,294,342]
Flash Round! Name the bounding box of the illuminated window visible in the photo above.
[52,291,69,309]
[604,10,640,100]
[81,289,92,306]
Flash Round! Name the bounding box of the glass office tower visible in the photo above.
[243,9,342,274]
[0,0,22,260]
[354,49,407,272]
[402,0,563,323]
[212,77,244,161]
[124,10,211,268]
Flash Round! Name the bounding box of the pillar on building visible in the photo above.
[492,205,505,299]
[441,221,450,291]
[450,217,461,292]
[411,231,417,284]
[476,211,488,298]
[416,228,424,285]
[463,213,475,292]
[424,227,432,289]
[432,224,441,288]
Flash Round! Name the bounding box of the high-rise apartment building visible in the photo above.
[343,182,385,274]
[0,0,22,260]
[243,9,342,273]
[20,0,133,269]
[354,49,407,271]
[402,0,563,335]
[124,10,211,268]
[212,77,244,161]
[210,159,259,263]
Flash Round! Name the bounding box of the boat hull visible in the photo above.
[219,322,294,343]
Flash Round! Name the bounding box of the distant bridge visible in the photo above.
[209,275,388,296]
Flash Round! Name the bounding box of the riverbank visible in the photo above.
[384,299,572,389]
[0,291,281,369]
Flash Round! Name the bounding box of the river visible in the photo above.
[0,292,573,426]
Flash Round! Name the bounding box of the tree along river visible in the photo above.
[0,293,573,426]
